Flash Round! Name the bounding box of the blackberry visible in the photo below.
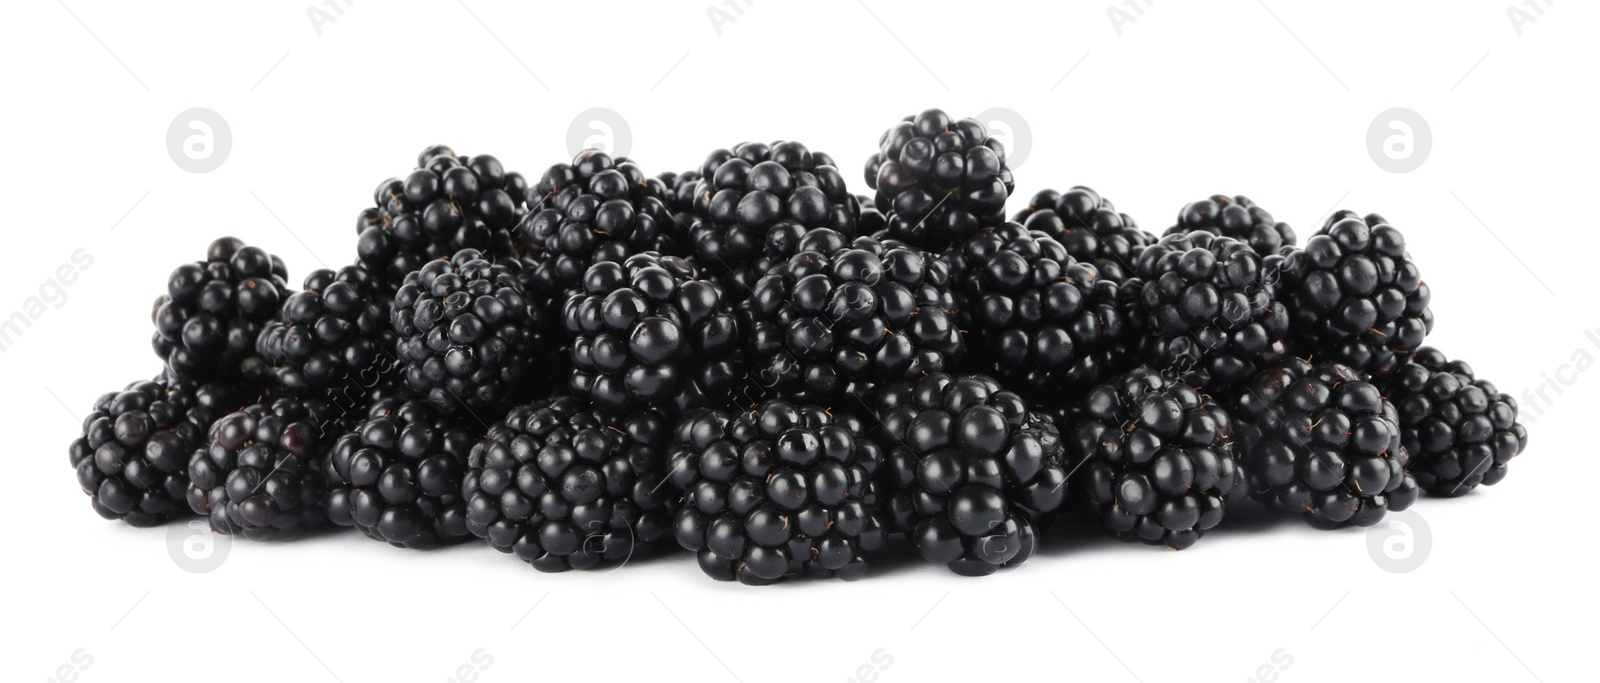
[185,401,327,540]
[873,373,1067,576]
[946,222,1128,399]
[322,398,474,548]
[464,397,676,571]
[356,145,528,286]
[1163,195,1296,257]
[517,151,676,304]
[1233,359,1419,528]
[1267,211,1433,379]
[257,264,396,393]
[1130,229,1291,394]
[68,378,233,526]
[668,401,886,584]
[865,108,1014,250]
[1014,186,1153,283]
[856,194,887,236]
[686,141,859,297]
[658,169,701,217]
[562,253,741,413]
[1386,347,1528,496]
[1064,368,1245,549]
[742,238,963,408]
[152,237,290,382]
[391,249,545,417]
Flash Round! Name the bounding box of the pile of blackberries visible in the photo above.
[70,119,1529,584]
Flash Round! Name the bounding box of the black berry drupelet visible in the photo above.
[1064,368,1245,550]
[1233,359,1419,528]
[1267,211,1432,379]
[68,378,237,526]
[1386,347,1528,496]
[186,401,327,540]
[322,398,474,548]
[946,222,1129,400]
[152,237,289,383]
[668,401,887,584]
[1130,229,1291,394]
[1163,195,1296,257]
[1013,186,1153,283]
[257,264,396,393]
[517,151,677,306]
[874,373,1068,576]
[742,238,963,408]
[687,141,859,297]
[356,145,528,286]
[563,253,741,413]
[865,108,1014,250]
[464,397,676,571]
[391,249,545,417]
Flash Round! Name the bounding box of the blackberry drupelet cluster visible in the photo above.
[562,253,741,413]
[357,145,528,286]
[1164,195,1296,257]
[1387,347,1528,496]
[1268,211,1432,379]
[152,237,289,383]
[687,141,859,297]
[392,249,544,417]
[464,397,676,571]
[1233,359,1419,528]
[1064,368,1244,549]
[1014,186,1152,283]
[947,222,1128,399]
[1131,229,1290,393]
[257,264,396,393]
[323,398,474,548]
[742,238,962,407]
[874,374,1067,576]
[518,151,676,305]
[68,378,231,526]
[668,401,887,584]
[186,401,326,540]
[865,108,1014,250]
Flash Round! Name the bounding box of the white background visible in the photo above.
[2,1,1593,681]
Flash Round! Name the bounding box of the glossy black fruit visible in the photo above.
[865,108,1014,250]
[186,401,327,540]
[322,398,474,548]
[152,237,290,383]
[1387,347,1528,496]
[1164,195,1296,257]
[257,264,397,394]
[1014,186,1154,283]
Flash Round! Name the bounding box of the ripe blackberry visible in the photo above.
[1233,359,1419,528]
[152,237,289,383]
[186,402,327,540]
[257,264,396,393]
[686,141,859,297]
[391,249,545,417]
[658,169,701,217]
[68,378,235,526]
[668,401,887,584]
[1163,195,1296,257]
[742,238,963,408]
[1268,211,1433,379]
[873,373,1067,576]
[865,108,1014,250]
[517,151,676,303]
[856,194,887,235]
[1064,368,1245,549]
[464,397,675,571]
[946,222,1128,399]
[356,145,528,286]
[322,398,474,548]
[1386,347,1528,496]
[1014,186,1153,283]
[562,253,741,413]
[1130,229,1291,393]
